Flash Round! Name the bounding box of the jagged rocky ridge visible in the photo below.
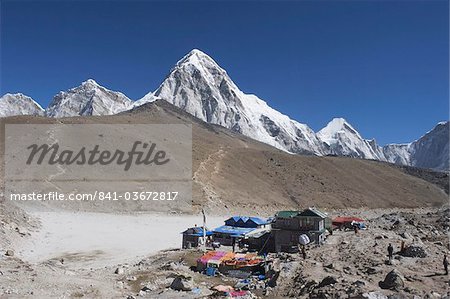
[317,117,449,171]
[396,122,449,171]
[143,49,326,155]
[0,50,448,171]
[0,93,44,117]
[45,79,133,117]
[317,117,386,160]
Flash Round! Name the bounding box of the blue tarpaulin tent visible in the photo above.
[212,225,255,237]
[224,216,270,228]
[182,227,213,237]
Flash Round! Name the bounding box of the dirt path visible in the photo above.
[193,147,227,204]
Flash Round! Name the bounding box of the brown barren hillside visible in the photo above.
[0,100,447,214]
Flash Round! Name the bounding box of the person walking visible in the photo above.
[301,245,307,259]
[444,254,448,275]
[387,243,394,261]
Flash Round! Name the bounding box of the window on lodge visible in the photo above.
[300,218,314,229]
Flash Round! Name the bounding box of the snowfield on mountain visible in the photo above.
[0,93,44,117]
[45,79,133,117]
[150,49,326,155]
[317,117,385,160]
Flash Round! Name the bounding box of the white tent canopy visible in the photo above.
[299,234,310,245]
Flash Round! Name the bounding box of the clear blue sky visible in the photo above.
[1,0,448,145]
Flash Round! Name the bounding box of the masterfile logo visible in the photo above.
[25,141,170,171]
[4,124,192,212]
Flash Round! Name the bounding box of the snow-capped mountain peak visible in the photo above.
[151,49,326,154]
[0,93,44,117]
[317,117,363,144]
[81,78,100,87]
[177,49,218,66]
[383,122,449,170]
[45,80,133,117]
[317,118,385,160]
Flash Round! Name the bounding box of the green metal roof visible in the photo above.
[298,208,328,218]
[275,210,300,218]
[276,208,328,219]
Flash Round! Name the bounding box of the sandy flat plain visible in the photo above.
[17,211,225,268]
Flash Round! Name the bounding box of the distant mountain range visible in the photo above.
[1,49,448,171]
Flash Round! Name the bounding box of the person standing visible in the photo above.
[444,254,448,275]
[301,245,307,259]
[387,243,394,261]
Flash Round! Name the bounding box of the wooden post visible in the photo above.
[202,209,207,252]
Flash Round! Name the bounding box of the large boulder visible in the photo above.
[379,269,405,290]
[365,267,380,275]
[400,245,427,258]
[170,275,194,291]
[318,276,338,288]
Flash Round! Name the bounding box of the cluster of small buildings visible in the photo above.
[180,207,367,293]
[181,207,332,253]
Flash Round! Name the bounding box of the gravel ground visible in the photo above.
[1,206,448,298]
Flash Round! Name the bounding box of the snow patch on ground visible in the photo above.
[17,211,224,269]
